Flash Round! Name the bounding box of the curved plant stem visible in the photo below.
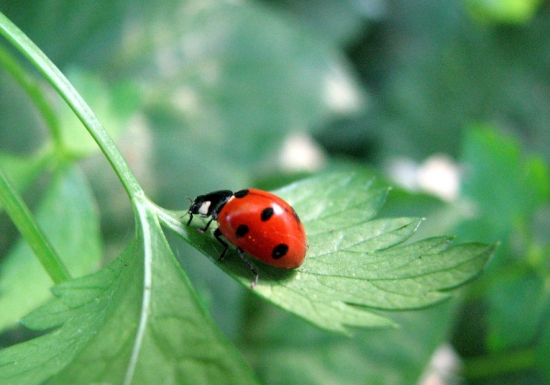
[0,167,71,283]
[0,44,62,148]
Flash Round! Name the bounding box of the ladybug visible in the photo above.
[186,189,307,288]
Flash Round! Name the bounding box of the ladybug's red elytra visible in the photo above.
[186,189,307,288]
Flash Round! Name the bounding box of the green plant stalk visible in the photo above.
[0,12,142,199]
[0,44,62,147]
[0,167,71,283]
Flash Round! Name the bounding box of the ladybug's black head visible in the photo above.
[188,195,210,216]
[186,190,234,226]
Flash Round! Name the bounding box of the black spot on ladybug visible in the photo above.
[261,207,274,221]
[234,189,249,198]
[235,225,249,238]
[272,244,289,259]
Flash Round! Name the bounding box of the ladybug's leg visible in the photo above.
[200,217,214,233]
[237,248,259,289]
[214,228,229,260]
[186,213,194,226]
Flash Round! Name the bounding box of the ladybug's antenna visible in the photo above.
[180,197,193,222]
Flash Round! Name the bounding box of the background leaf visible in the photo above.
[451,127,550,381]
[459,127,550,245]
[239,298,456,385]
[537,305,550,383]
[465,0,542,24]
[263,0,385,46]
[141,1,366,207]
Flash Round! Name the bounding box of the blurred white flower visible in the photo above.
[387,154,461,201]
[278,132,326,172]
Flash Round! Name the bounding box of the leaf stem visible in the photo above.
[0,44,62,148]
[0,11,142,199]
[0,167,71,283]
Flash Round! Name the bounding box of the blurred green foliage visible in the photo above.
[1,0,549,384]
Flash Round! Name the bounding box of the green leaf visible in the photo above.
[0,0,128,69]
[537,305,550,383]
[0,165,101,331]
[460,127,550,240]
[264,0,382,46]
[363,2,550,163]
[486,271,548,352]
[141,1,365,170]
[457,127,550,353]
[238,183,474,385]
[165,172,494,334]
[466,0,543,24]
[0,199,259,385]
